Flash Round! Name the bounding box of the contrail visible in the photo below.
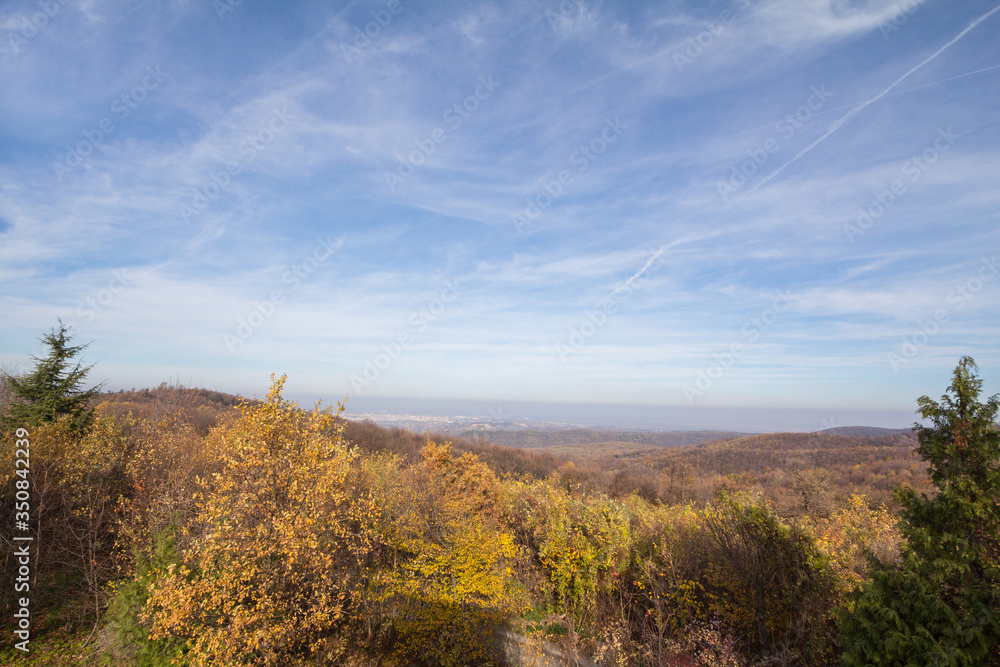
[603,243,671,300]
[729,4,1000,208]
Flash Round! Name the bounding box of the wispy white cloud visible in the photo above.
[0,0,997,421]
[736,3,1000,203]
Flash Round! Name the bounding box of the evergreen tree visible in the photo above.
[2,321,103,433]
[840,356,1000,666]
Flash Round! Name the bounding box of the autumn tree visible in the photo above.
[0,414,132,631]
[840,357,1000,665]
[370,443,527,666]
[702,490,837,663]
[144,376,370,666]
[809,494,899,593]
[2,322,102,433]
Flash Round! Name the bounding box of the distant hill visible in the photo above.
[99,384,245,409]
[623,430,927,511]
[623,431,922,478]
[818,425,914,438]
[680,430,920,455]
[457,426,929,512]
[462,428,749,450]
[95,384,246,434]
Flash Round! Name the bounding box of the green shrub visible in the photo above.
[102,523,186,666]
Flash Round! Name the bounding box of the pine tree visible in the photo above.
[839,356,1000,666]
[2,321,103,433]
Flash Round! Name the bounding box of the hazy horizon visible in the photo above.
[336,395,921,433]
[94,380,921,433]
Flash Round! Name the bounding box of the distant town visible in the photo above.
[342,410,583,434]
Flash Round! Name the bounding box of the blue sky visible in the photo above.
[1,0,998,429]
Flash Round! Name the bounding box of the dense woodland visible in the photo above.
[0,327,998,665]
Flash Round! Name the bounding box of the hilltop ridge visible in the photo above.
[818,425,914,438]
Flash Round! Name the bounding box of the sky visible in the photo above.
[1,0,998,431]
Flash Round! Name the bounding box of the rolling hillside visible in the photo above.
[818,425,914,438]
[615,430,928,513]
[463,427,748,450]
[95,387,928,513]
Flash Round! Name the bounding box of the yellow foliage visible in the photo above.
[143,375,368,666]
[500,478,632,618]
[627,500,710,634]
[371,443,526,666]
[808,493,900,592]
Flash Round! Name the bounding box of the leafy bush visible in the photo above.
[701,490,838,663]
[369,443,527,666]
[501,477,631,623]
[143,376,369,666]
[102,523,185,666]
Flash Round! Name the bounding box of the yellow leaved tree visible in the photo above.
[369,442,527,666]
[808,493,900,594]
[143,375,369,666]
